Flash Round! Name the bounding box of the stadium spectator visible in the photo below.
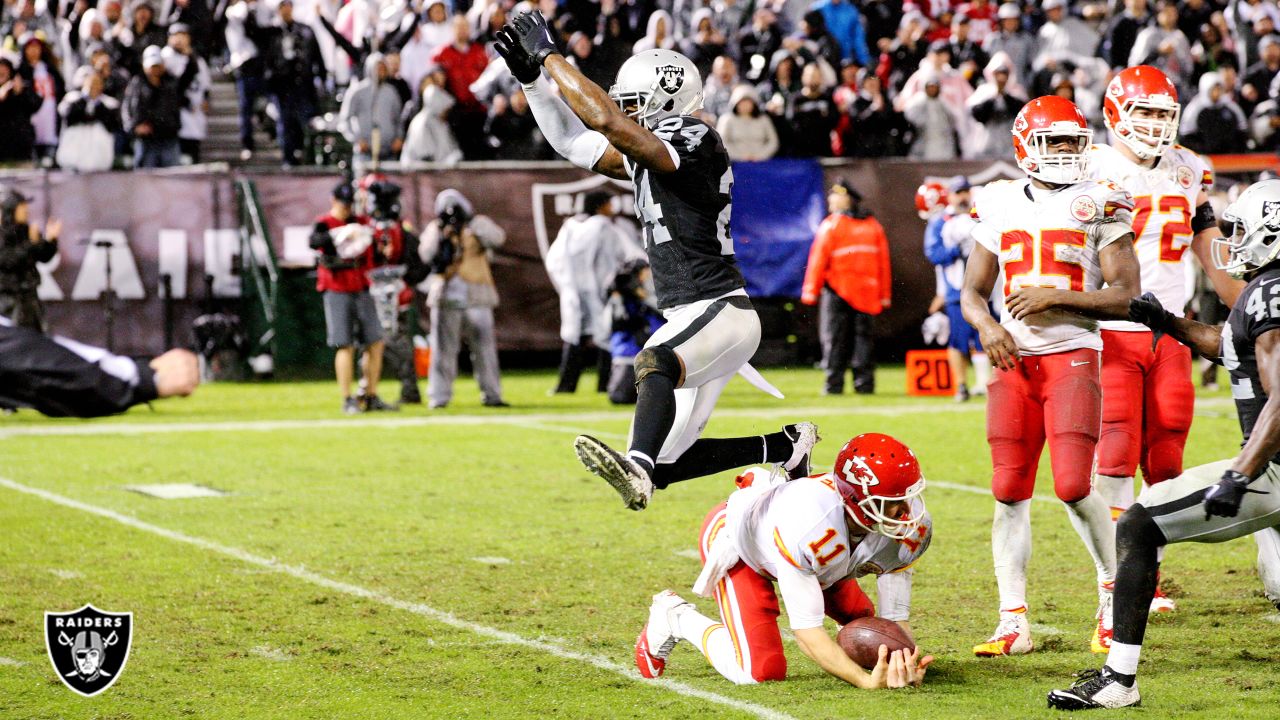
[948,12,989,87]
[0,187,59,332]
[884,11,929,96]
[1249,89,1280,150]
[115,0,168,75]
[801,178,890,395]
[162,23,210,164]
[1181,70,1249,153]
[982,2,1032,84]
[701,54,739,121]
[956,0,996,44]
[1035,0,1100,70]
[1098,0,1149,71]
[904,73,960,159]
[811,0,870,66]
[123,45,191,168]
[485,88,551,159]
[0,58,40,164]
[680,8,726,79]
[420,189,508,409]
[795,10,843,74]
[56,66,119,171]
[432,14,490,159]
[1227,0,1280,72]
[1178,0,1218,45]
[633,9,675,53]
[716,85,779,161]
[786,63,838,157]
[310,181,389,415]
[400,67,463,166]
[836,68,908,157]
[736,8,783,82]
[1242,35,1280,113]
[17,33,63,165]
[221,0,263,162]
[1129,1,1194,95]
[245,0,324,166]
[896,40,972,119]
[1192,20,1234,84]
[167,0,216,58]
[566,30,614,88]
[966,53,1025,158]
[339,53,405,169]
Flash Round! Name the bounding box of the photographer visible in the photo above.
[0,187,59,332]
[418,188,508,409]
[310,181,390,414]
[360,177,429,405]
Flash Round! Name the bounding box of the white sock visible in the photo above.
[1065,492,1118,586]
[1106,641,1142,677]
[973,353,991,388]
[1095,474,1135,519]
[992,500,1032,612]
[1254,527,1280,606]
[674,606,755,685]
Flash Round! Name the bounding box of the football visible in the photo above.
[837,617,916,670]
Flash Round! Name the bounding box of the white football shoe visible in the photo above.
[1149,585,1176,613]
[574,435,654,510]
[1047,667,1141,710]
[781,422,820,480]
[974,611,1033,656]
[635,590,694,679]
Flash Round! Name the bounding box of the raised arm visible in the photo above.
[1190,188,1245,307]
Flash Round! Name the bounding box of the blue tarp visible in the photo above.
[729,158,827,298]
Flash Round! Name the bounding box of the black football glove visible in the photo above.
[494,27,541,84]
[1203,469,1268,520]
[1128,292,1174,352]
[508,11,559,65]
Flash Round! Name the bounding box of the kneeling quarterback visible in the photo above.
[635,434,934,688]
[1048,178,1280,710]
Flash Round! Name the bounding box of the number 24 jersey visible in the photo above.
[970,178,1135,355]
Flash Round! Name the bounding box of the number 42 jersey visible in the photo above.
[970,178,1135,355]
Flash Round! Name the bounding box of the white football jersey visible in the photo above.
[1088,143,1212,332]
[729,473,931,628]
[971,178,1136,355]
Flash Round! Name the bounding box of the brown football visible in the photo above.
[836,617,915,670]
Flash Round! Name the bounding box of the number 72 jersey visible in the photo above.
[970,178,1135,355]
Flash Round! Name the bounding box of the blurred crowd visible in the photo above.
[3,0,1280,170]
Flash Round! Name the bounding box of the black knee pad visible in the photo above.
[1117,504,1167,554]
[634,345,681,385]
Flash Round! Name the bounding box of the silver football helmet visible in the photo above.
[1216,179,1280,278]
[607,49,704,129]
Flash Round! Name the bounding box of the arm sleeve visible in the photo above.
[875,569,913,622]
[774,564,827,630]
[0,323,159,417]
[1089,185,1136,250]
[468,215,506,250]
[800,223,830,305]
[521,76,611,171]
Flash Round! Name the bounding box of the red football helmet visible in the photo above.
[915,181,947,219]
[831,433,926,539]
[1012,96,1092,185]
[1103,65,1180,161]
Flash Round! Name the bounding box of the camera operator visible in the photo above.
[310,181,391,414]
[0,187,59,332]
[418,188,509,409]
[360,176,429,405]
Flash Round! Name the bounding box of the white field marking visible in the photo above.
[928,480,1054,503]
[1029,624,1064,635]
[249,646,293,662]
[0,397,1237,440]
[471,557,512,565]
[0,657,26,667]
[0,476,796,720]
[1263,613,1280,624]
[125,483,227,499]
[520,421,627,441]
[47,569,83,580]
[673,549,702,560]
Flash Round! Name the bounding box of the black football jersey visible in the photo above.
[626,115,746,309]
[1224,266,1280,456]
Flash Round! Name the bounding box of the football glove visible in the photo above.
[1203,469,1268,520]
[494,28,541,84]
[508,11,559,65]
[1128,292,1173,352]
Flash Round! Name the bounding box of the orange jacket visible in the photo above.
[801,213,892,314]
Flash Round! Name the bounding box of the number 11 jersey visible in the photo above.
[970,178,1135,355]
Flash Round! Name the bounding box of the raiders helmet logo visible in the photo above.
[1263,200,1280,230]
[656,64,685,94]
[45,604,133,697]
[1071,195,1098,222]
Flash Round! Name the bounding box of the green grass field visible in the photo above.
[0,367,1277,719]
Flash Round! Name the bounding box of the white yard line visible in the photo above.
[0,476,796,720]
[928,480,1054,503]
[0,657,26,667]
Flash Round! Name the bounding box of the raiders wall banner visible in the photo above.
[44,604,133,697]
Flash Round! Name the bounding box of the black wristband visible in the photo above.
[1192,202,1216,234]
[1222,469,1253,484]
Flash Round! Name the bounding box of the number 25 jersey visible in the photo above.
[971,178,1135,355]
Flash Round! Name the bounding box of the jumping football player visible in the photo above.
[635,434,933,688]
[961,96,1142,656]
[1087,65,1246,613]
[494,13,816,510]
[1048,178,1280,710]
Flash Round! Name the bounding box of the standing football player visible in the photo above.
[961,96,1142,657]
[494,13,816,510]
[635,434,934,688]
[1048,179,1280,710]
[1087,65,1246,614]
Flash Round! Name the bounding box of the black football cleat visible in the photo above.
[1048,667,1140,710]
